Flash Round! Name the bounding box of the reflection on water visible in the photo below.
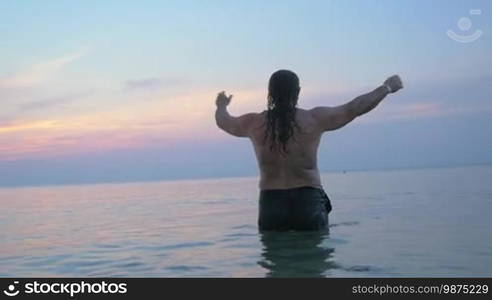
[258,231,336,277]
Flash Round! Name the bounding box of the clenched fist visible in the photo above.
[383,75,403,93]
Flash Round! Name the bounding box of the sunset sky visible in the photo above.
[1,0,491,186]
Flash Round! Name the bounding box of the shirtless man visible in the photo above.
[215,70,403,231]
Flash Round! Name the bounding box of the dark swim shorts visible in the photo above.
[258,186,332,231]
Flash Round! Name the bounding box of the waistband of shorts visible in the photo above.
[260,185,324,193]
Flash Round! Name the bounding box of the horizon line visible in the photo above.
[1,161,491,190]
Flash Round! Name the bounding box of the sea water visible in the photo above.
[1,165,491,277]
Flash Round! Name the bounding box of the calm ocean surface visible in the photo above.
[1,165,491,277]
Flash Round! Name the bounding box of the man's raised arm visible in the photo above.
[311,75,403,131]
[215,91,256,137]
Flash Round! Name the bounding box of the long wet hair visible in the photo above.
[264,70,301,153]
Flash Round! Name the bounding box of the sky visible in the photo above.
[0,0,491,187]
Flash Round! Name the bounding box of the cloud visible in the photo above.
[124,77,186,91]
[0,118,17,128]
[136,119,180,128]
[300,73,492,124]
[0,120,60,134]
[368,102,441,122]
[17,90,93,112]
[1,74,490,163]
[0,48,89,89]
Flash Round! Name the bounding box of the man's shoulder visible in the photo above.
[241,111,263,119]
[296,107,321,122]
[305,106,341,120]
[239,112,264,130]
[244,111,266,122]
[296,107,312,114]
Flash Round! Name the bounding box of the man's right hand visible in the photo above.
[383,75,403,93]
[216,91,233,108]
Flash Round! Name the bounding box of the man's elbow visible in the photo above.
[215,117,232,134]
[217,121,242,137]
[347,107,360,120]
[215,113,225,130]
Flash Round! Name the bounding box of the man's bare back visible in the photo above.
[215,74,403,190]
[249,109,323,190]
